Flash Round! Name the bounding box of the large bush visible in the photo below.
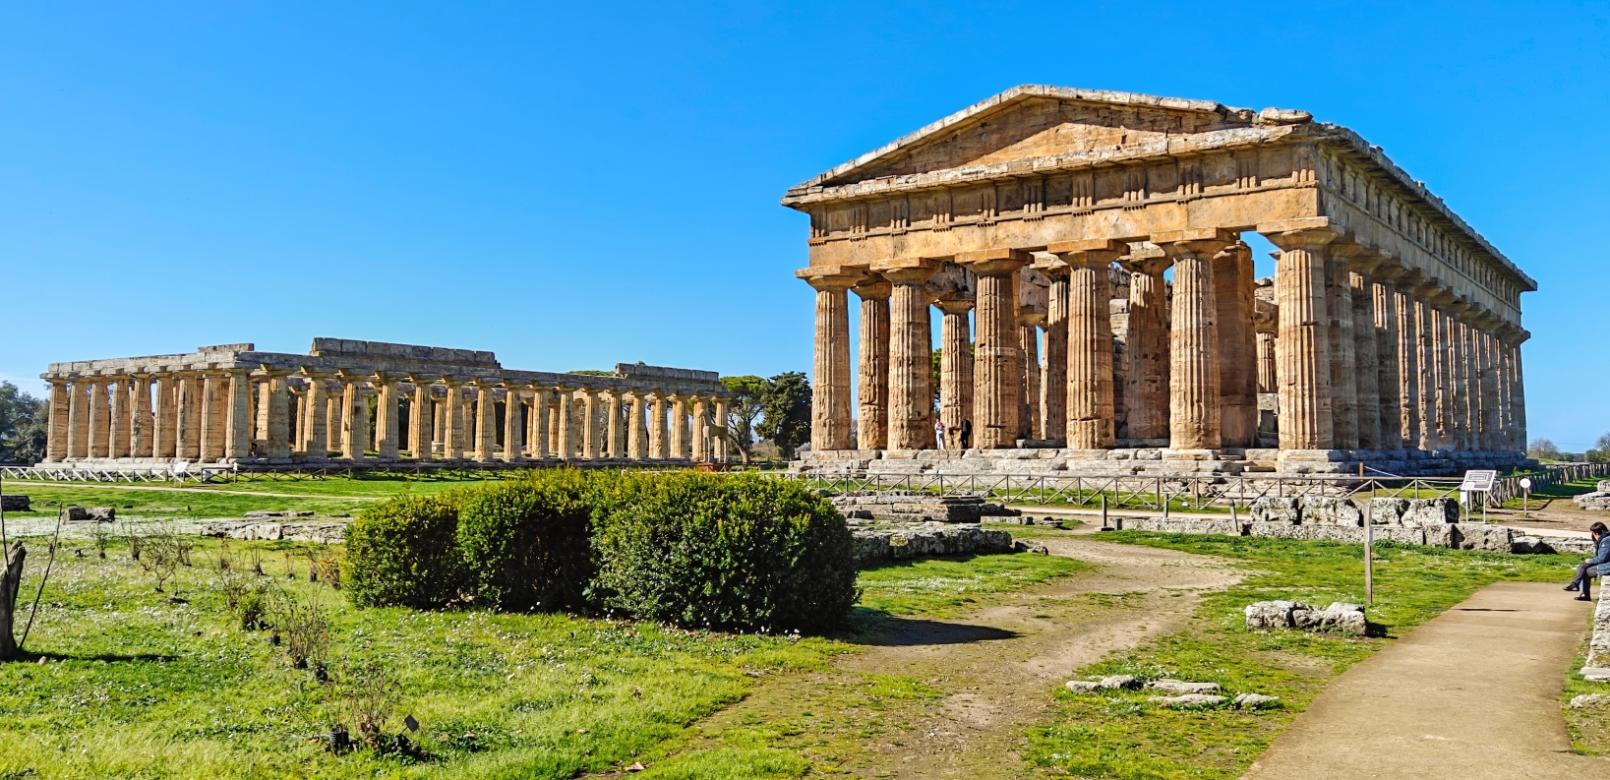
[345,495,466,609]
[456,472,596,611]
[589,472,858,631]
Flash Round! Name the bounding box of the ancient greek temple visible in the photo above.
[784,86,1532,475]
[37,338,730,471]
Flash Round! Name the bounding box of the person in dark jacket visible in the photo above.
[1565,521,1610,601]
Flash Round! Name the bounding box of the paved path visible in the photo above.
[1243,582,1606,779]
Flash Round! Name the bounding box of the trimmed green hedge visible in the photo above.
[343,470,858,632]
[345,495,465,609]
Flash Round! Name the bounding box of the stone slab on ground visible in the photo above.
[200,521,347,544]
[850,523,1016,565]
[1586,588,1610,683]
[1243,583,1607,779]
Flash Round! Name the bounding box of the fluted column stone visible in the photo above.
[1268,226,1335,450]
[1349,269,1381,450]
[1372,277,1403,451]
[1053,240,1124,449]
[1040,268,1069,443]
[1214,242,1257,448]
[936,299,974,449]
[86,379,108,458]
[855,280,891,450]
[47,380,69,461]
[803,270,858,452]
[1157,230,1233,450]
[627,392,647,460]
[1121,251,1170,442]
[880,260,939,450]
[958,249,1029,449]
[110,377,131,458]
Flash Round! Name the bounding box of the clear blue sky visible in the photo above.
[2,2,1606,450]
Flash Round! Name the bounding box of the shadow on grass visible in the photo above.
[840,607,1019,647]
[15,650,181,663]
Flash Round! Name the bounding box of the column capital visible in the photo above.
[1050,238,1127,269]
[1152,227,1238,257]
[934,296,974,315]
[371,371,397,386]
[852,278,892,300]
[956,247,1032,275]
[873,256,941,284]
[1260,217,1339,251]
[1118,243,1170,276]
[796,266,861,292]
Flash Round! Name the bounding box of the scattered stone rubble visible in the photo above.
[0,494,29,511]
[1245,600,1376,637]
[1573,480,1610,512]
[831,491,1030,565]
[1064,674,1278,710]
[1569,694,1606,709]
[60,505,116,522]
[201,521,347,544]
[1584,588,1610,684]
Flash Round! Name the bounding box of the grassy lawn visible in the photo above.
[1025,532,1581,778]
[0,537,1076,780]
[1497,475,1604,509]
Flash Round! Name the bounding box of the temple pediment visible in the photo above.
[789,85,1309,195]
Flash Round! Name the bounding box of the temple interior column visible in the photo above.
[1326,251,1358,449]
[1430,300,1453,451]
[1452,313,1472,451]
[713,397,728,462]
[1040,268,1069,443]
[87,378,108,458]
[855,279,891,450]
[1018,315,1042,441]
[882,260,938,450]
[1350,269,1381,450]
[47,380,69,461]
[1268,227,1335,450]
[432,394,447,455]
[1372,276,1403,452]
[1475,327,1495,451]
[1512,340,1528,451]
[109,376,131,458]
[959,250,1027,449]
[226,369,252,459]
[1057,240,1123,449]
[302,374,329,458]
[1412,295,1437,451]
[804,271,856,452]
[1121,250,1170,443]
[1158,230,1231,451]
[1214,242,1257,448]
[936,299,974,449]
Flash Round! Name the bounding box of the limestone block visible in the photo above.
[1250,496,1301,524]
[1245,600,1308,630]
[1401,498,1459,526]
[1234,693,1282,710]
[1445,524,1514,552]
[1368,497,1410,525]
[1064,674,1140,693]
[1574,492,1610,512]
[61,505,115,522]
[1300,496,1363,527]
[1147,679,1222,695]
[1149,694,1228,709]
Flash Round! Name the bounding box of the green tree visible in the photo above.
[1587,432,1610,464]
[0,382,47,465]
[720,375,768,464]
[757,372,811,459]
[1527,438,1561,461]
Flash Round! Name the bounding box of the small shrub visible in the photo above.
[331,658,401,750]
[455,471,596,611]
[274,594,331,672]
[345,495,466,609]
[589,472,858,631]
[315,551,342,590]
[137,526,184,593]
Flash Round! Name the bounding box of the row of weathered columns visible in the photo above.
[46,371,729,464]
[806,226,1527,456]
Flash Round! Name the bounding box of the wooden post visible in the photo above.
[1364,520,1375,606]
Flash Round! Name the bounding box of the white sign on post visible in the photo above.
[1459,469,1498,523]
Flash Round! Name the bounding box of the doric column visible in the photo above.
[1512,338,1529,451]
[1052,239,1124,449]
[1266,224,1336,450]
[1039,263,1069,443]
[957,249,1029,449]
[1349,269,1381,450]
[801,269,858,452]
[67,377,89,458]
[1449,311,1471,450]
[252,377,271,455]
[500,385,521,462]
[528,386,550,459]
[854,278,891,450]
[109,376,131,458]
[1412,294,1438,451]
[650,391,668,459]
[336,376,366,460]
[1372,275,1403,451]
[301,373,329,457]
[437,379,461,459]
[86,378,108,458]
[877,259,939,450]
[554,386,574,459]
[1120,248,1170,442]
[713,397,728,462]
[626,391,646,460]
[406,377,431,459]
[199,372,225,461]
[176,374,202,459]
[1156,229,1234,451]
[1427,299,1452,450]
[1018,315,1042,441]
[1325,248,1359,449]
[130,374,153,458]
[669,394,688,458]
[469,380,494,462]
[1213,242,1258,448]
[604,391,623,459]
[261,373,290,458]
[154,374,178,458]
[690,396,708,461]
[225,369,252,459]
[373,374,399,459]
[46,379,69,461]
[325,391,343,457]
[936,298,974,448]
[572,387,594,459]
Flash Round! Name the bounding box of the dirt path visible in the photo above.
[1,480,379,501]
[1243,582,1607,779]
[657,528,1242,778]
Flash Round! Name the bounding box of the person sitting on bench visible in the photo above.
[1565,521,1610,601]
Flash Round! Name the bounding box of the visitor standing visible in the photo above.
[934,418,946,450]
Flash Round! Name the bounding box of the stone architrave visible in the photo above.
[936,298,974,448]
[1121,247,1170,443]
[1266,222,1335,450]
[801,270,858,452]
[877,258,939,450]
[854,278,892,450]
[957,249,1029,449]
[1156,229,1234,451]
[1051,239,1124,449]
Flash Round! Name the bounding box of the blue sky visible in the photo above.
[2,2,1606,449]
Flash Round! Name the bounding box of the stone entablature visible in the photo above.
[785,86,1532,473]
[39,338,731,468]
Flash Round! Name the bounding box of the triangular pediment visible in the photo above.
[791,86,1273,194]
